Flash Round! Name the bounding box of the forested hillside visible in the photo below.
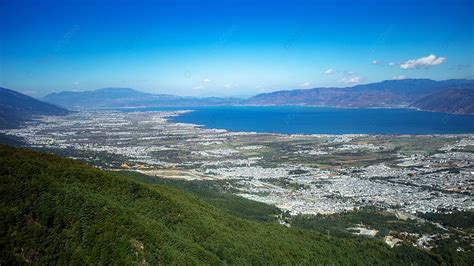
[0,145,443,264]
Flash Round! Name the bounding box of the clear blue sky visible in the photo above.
[1,0,473,97]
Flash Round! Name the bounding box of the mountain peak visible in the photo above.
[95,87,148,94]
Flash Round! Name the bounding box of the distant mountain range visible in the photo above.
[42,88,243,108]
[41,79,474,115]
[246,79,474,108]
[1,79,473,128]
[411,88,474,115]
[0,87,70,129]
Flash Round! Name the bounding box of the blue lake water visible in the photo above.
[119,106,474,134]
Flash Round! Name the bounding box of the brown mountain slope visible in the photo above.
[411,88,474,115]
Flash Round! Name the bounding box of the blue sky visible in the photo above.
[1,0,473,97]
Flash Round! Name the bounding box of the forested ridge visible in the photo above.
[0,145,445,264]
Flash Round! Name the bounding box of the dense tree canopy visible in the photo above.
[0,145,445,264]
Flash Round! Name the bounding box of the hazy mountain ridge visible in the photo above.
[246,79,474,109]
[0,87,70,129]
[42,88,243,108]
[40,79,474,114]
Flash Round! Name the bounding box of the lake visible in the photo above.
[120,106,474,134]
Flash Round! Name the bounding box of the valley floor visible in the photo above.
[1,110,473,262]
